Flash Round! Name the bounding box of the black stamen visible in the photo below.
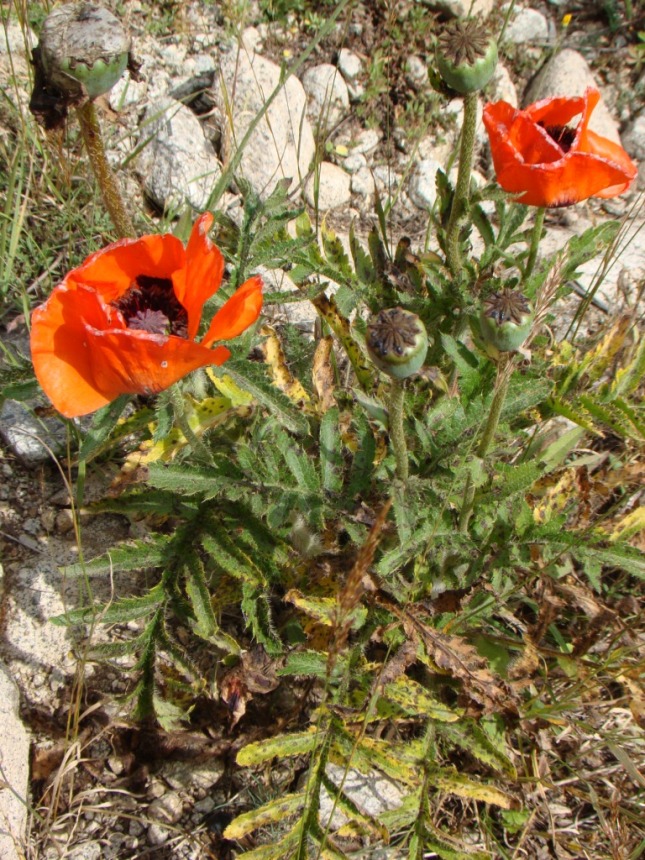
[111,275,188,337]
[539,122,577,153]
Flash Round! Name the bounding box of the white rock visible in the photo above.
[405,54,428,89]
[504,7,552,45]
[216,47,315,199]
[148,791,184,824]
[0,664,29,860]
[352,128,381,155]
[489,62,518,108]
[408,158,443,210]
[372,164,400,199]
[241,26,262,53]
[147,823,170,847]
[623,113,645,161]
[351,166,375,201]
[337,48,362,82]
[319,765,405,831]
[343,152,367,173]
[137,97,222,211]
[0,20,35,55]
[304,162,351,210]
[302,63,350,133]
[109,71,147,111]
[426,0,494,18]
[523,49,622,144]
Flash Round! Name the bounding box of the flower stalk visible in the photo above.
[388,379,408,483]
[445,91,478,280]
[459,355,514,533]
[77,101,135,238]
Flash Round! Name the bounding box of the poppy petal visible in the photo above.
[68,233,186,303]
[174,212,226,340]
[484,88,636,207]
[30,283,124,417]
[202,275,263,347]
[82,328,231,408]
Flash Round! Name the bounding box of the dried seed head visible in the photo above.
[479,288,533,353]
[40,3,131,98]
[367,308,428,379]
[436,19,498,95]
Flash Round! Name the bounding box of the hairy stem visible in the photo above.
[388,379,409,483]
[459,356,514,533]
[524,206,545,281]
[76,101,135,238]
[445,91,478,280]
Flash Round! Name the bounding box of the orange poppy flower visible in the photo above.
[483,88,637,207]
[30,213,263,418]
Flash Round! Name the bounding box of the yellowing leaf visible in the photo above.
[260,325,310,403]
[236,729,318,766]
[382,676,460,722]
[430,768,516,808]
[607,506,645,543]
[223,792,305,839]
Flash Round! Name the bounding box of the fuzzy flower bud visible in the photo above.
[436,19,497,95]
[367,308,428,380]
[479,288,533,354]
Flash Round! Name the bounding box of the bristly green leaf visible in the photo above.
[78,394,131,462]
[241,581,282,655]
[218,359,309,436]
[237,730,318,766]
[320,406,343,494]
[51,585,165,626]
[184,551,218,640]
[61,536,171,578]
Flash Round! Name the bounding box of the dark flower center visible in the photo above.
[367,308,420,358]
[111,275,188,337]
[483,288,531,326]
[540,122,577,153]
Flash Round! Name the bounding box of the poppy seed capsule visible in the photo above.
[479,288,533,353]
[367,308,428,380]
[38,2,130,100]
[436,19,497,95]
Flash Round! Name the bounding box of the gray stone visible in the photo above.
[504,7,552,45]
[0,664,29,860]
[343,152,367,174]
[490,62,518,108]
[0,399,67,467]
[337,48,362,83]
[147,822,170,846]
[109,70,146,110]
[148,791,184,824]
[0,19,36,55]
[137,97,222,211]
[337,48,364,100]
[216,46,315,200]
[352,128,381,156]
[523,50,622,144]
[372,165,401,200]
[623,113,645,161]
[160,759,225,792]
[302,63,349,133]
[408,158,443,210]
[319,765,405,831]
[304,162,351,210]
[405,55,428,89]
[425,0,494,18]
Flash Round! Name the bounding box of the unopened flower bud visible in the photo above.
[367,308,428,380]
[436,19,497,95]
[479,288,533,353]
[38,3,131,100]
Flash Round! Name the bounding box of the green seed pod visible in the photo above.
[367,308,428,380]
[479,288,533,353]
[38,3,131,100]
[436,19,498,95]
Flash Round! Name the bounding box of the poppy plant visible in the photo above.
[483,87,637,207]
[30,213,263,418]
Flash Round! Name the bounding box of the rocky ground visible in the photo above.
[0,0,644,857]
